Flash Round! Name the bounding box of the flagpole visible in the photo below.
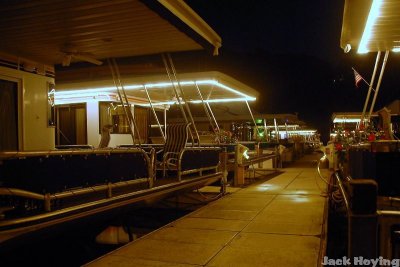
[360,51,381,128]
[368,50,389,120]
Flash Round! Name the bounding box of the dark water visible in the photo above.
[1,207,192,266]
[326,209,347,259]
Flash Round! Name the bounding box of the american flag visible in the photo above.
[353,69,363,88]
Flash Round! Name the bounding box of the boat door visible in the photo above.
[134,106,149,144]
[0,78,19,151]
[55,104,87,145]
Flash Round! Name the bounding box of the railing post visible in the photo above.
[256,143,262,168]
[234,145,245,186]
[107,182,112,198]
[348,179,378,260]
[44,193,51,212]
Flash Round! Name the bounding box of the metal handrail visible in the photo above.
[0,147,145,158]
[0,178,149,212]
[0,188,44,200]
[334,171,351,216]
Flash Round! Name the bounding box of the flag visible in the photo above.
[353,69,363,88]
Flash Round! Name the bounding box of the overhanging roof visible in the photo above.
[0,0,221,66]
[55,71,259,105]
[331,112,378,123]
[341,0,400,53]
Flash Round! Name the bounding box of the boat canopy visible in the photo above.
[341,0,400,53]
[332,112,379,123]
[55,71,259,106]
[0,0,221,69]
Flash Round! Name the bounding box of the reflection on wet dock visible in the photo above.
[85,153,329,266]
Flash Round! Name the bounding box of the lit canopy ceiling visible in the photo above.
[331,112,378,123]
[341,0,400,53]
[55,71,259,105]
[0,0,221,66]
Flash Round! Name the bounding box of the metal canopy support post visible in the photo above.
[166,53,200,146]
[161,54,187,122]
[263,119,269,141]
[144,85,165,142]
[285,122,289,139]
[245,100,261,139]
[194,82,219,143]
[204,84,220,134]
[273,118,279,142]
[207,102,220,133]
[361,51,381,127]
[161,53,195,144]
[368,50,389,120]
[107,58,141,146]
[164,106,167,139]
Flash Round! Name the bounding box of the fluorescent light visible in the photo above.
[55,79,257,104]
[392,46,400,53]
[333,118,363,123]
[358,0,383,54]
[190,97,255,103]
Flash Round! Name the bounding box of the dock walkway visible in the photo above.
[85,153,329,266]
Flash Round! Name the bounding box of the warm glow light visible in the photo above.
[265,125,300,129]
[243,149,250,160]
[358,0,383,54]
[139,101,180,106]
[190,97,255,103]
[54,93,114,105]
[55,79,256,104]
[392,47,400,53]
[255,184,277,191]
[291,195,310,202]
[333,118,364,123]
[272,130,316,135]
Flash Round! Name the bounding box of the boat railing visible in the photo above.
[0,148,153,215]
[333,169,379,260]
[0,179,149,212]
[177,147,221,181]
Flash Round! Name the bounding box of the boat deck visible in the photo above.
[85,153,329,266]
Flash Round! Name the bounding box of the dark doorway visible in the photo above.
[55,104,87,145]
[0,79,19,151]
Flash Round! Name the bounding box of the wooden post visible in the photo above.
[234,145,245,186]
[234,164,245,186]
[256,143,263,168]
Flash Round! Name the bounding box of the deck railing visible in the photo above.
[0,148,153,214]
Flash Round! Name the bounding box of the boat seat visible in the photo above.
[156,123,191,178]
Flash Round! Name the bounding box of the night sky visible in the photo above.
[181,0,400,143]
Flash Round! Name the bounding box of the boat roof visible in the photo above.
[340,0,400,53]
[0,0,221,68]
[331,112,378,123]
[55,71,259,105]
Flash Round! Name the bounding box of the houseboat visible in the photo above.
[328,0,400,260]
[0,0,226,249]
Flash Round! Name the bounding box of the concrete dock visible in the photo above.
[85,153,329,266]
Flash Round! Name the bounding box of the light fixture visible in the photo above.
[358,0,383,54]
[55,79,257,105]
[333,118,364,123]
[344,44,352,53]
[392,46,400,53]
[236,144,250,164]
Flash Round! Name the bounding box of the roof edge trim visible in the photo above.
[141,0,221,55]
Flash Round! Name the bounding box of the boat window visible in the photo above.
[99,102,131,134]
[47,82,55,127]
